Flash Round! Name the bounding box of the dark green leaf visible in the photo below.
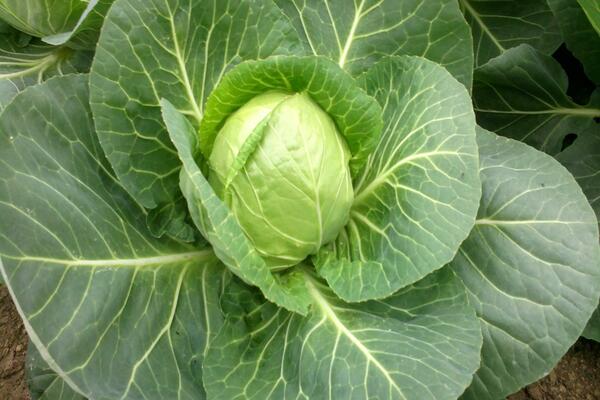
[204,268,482,400]
[276,0,474,88]
[0,75,226,400]
[316,56,480,302]
[89,0,304,218]
[454,128,600,399]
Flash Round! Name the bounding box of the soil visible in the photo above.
[0,285,30,400]
[0,285,599,400]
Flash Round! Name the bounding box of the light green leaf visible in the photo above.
[458,0,562,67]
[548,0,600,84]
[316,56,480,302]
[577,0,600,33]
[27,341,87,400]
[161,99,312,315]
[0,31,92,113]
[204,268,482,400]
[89,0,304,221]
[0,0,87,38]
[454,128,600,399]
[473,44,600,155]
[275,0,473,88]
[0,75,227,400]
[556,132,600,342]
[199,56,382,175]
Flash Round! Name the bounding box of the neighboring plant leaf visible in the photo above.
[577,0,600,33]
[0,31,92,113]
[89,0,304,218]
[161,99,312,315]
[0,0,88,38]
[454,128,600,399]
[459,0,562,67]
[316,56,480,302]
[199,56,383,175]
[473,44,600,155]
[556,132,600,342]
[0,75,227,399]
[43,0,115,50]
[548,0,600,84]
[27,341,86,400]
[204,268,482,400]
[275,0,473,89]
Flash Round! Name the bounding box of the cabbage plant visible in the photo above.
[0,1,598,400]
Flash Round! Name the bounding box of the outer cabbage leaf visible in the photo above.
[454,128,600,399]
[458,0,562,67]
[0,0,87,38]
[204,268,482,400]
[316,56,480,302]
[548,0,600,84]
[0,75,227,400]
[90,0,304,237]
[0,30,92,113]
[162,99,311,315]
[27,341,87,400]
[275,0,473,89]
[556,132,600,342]
[473,44,600,155]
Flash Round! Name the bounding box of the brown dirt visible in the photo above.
[0,285,30,400]
[508,339,600,400]
[0,284,598,400]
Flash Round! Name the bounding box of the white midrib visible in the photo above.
[475,107,600,118]
[2,250,214,267]
[460,0,505,52]
[167,7,203,123]
[304,277,405,398]
[339,0,365,68]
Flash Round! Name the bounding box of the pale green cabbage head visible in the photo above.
[209,91,353,270]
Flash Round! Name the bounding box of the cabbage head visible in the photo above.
[209,91,353,270]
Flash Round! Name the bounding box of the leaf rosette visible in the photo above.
[0,1,599,400]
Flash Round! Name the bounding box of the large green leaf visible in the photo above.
[275,0,473,88]
[556,132,600,342]
[162,99,311,315]
[0,31,92,113]
[548,0,600,84]
[458,0,562,67]
[89,0,303,235]
[0,75,227,399]
[0,0,87,38]
[199,55,382,175]
[204,268,482,400]
[27,341,87,400]
[577,0,600,33]
[316,56,480,302]
[473,44,600,155]
[453,128,600,399]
